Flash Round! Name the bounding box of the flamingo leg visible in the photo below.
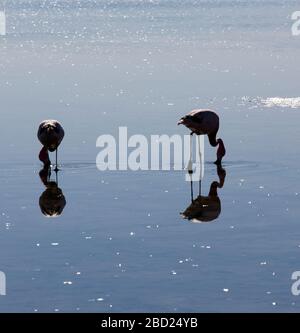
[187,132,193,174]
[54,148,59,172]
[190,178,194,203]
[198,135,202,196]
[47,166,51,182]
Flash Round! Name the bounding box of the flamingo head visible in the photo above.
[177,115,194,127]
[177,118,184,125]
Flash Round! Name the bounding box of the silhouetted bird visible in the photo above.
[38,120,64,171]
[178,109,226,165]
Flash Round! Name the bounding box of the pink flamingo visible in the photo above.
[37,120,64,171]
[178,109,226,165]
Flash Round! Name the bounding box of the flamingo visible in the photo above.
[178,109,226,165]
[37,120,64,171]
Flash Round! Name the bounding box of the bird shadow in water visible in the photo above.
[181,165,226,223]
[39,166,66,217]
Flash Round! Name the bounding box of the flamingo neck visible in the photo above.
[208,132,218,147]
[39,146,50,166]
[216,139,226,162]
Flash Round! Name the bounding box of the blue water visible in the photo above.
[0,0,300,312]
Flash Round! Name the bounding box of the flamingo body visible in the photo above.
[178,109,225,164]
[178,109,219,136]
[38,120,64,152]
[37,120,64,168]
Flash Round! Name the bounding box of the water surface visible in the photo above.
[0,0,300,312]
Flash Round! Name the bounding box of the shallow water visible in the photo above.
[1,0,300,312]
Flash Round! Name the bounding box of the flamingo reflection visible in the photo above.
[181,165,226,223]
[39,167,66,217]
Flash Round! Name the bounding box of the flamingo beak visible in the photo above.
[177,119,184,125]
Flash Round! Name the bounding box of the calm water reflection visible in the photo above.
[181,165,226,223]
[39,167,66,218]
